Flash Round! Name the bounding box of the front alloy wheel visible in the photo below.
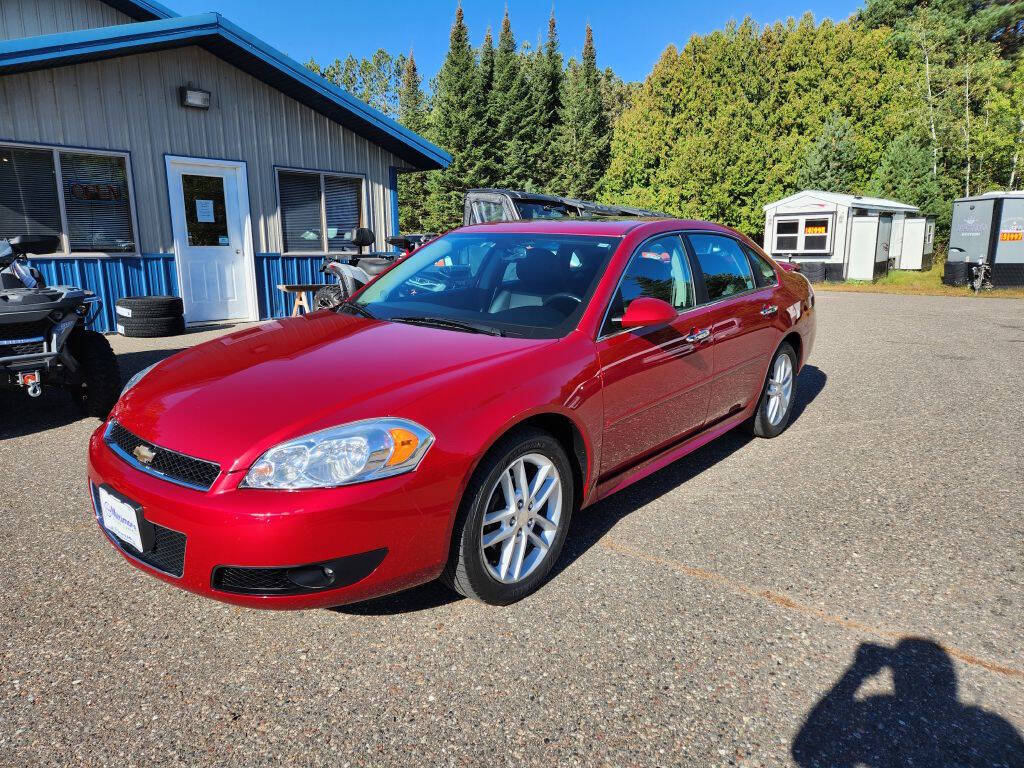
[443,428,574,605]
[480,453,562,584]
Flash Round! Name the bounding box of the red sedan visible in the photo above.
[88,218,815,608]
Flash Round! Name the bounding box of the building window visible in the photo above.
[773,215,833,254]
[278,169,363,253]
[0,143,137,254]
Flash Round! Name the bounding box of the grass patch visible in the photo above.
[815,259,1024,299]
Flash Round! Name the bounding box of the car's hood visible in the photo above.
[113,312,552,472]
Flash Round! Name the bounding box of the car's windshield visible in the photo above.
[355,232,620,338]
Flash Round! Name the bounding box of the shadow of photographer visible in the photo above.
[792,638,1024,767]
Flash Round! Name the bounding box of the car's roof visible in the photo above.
[457,218,734,238]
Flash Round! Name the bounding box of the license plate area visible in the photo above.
[96,484,155,553]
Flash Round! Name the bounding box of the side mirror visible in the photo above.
[620,297,677,329]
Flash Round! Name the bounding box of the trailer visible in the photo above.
[762,190,925,280]
[949,192,1024,287]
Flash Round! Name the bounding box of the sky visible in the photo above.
[169,0,863,84]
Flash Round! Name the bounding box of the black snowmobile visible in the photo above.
[0,235,121,417]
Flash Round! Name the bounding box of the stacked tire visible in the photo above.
[115,296,185,337]
[942,261,970,287]
[801,262,827,283]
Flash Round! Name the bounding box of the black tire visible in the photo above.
[116,315,185,338]
[746,342,798,439]
[442,427,574,605]
[68,329,121,418]
[115,295,184,319]
[314,285,345,310]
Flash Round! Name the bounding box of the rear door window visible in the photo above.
[744,245,778,287]
[687,234,756,302]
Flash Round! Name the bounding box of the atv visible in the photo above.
[313,228,432,310]
[0,235,121,417]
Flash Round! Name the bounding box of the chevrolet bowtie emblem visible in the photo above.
[133,445,156,465]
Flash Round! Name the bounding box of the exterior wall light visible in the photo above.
[179,87,211,110]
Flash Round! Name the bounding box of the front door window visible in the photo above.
[182,174,229,247]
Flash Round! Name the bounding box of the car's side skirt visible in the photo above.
[592,407,754,503]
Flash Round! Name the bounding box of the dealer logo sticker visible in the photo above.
[133,445,157,465]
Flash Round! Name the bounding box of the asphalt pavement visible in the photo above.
[1,292,1022,767]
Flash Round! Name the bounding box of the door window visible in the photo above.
[602,235,694,336]
[688,234,756,302]
[181,174,228,247]
[470,199,506,223]
[744,245,778,287]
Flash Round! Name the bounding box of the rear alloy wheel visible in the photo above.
[443,428,573,605]
[748,342,797,438]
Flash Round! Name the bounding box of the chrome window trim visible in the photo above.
[596,229,777,341]
[103,420,220,492]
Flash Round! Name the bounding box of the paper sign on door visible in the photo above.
[195,199,215,222]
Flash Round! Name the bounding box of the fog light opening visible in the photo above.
[286,564,336,590]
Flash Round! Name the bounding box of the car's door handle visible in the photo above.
[684,328,711,343]
[760,305,778,316]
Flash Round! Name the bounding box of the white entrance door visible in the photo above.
[166,156,257,324]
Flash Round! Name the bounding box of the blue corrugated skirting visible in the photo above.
[253,253,327,320]
[29,254,178,334]
[27,253,328,334]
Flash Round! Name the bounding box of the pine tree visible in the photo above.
[490,10,533,188]
[867,133,944,214]
[396,52,430,232]
[555,24,609,199]
[468,28,500,188]
[795,114,860,193]
[527,10,563,189]
[424,5,483,230]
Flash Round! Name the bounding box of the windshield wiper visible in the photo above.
[392,315,504,336]
[340,300,375,319]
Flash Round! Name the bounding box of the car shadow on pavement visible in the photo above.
[791,638,1024,767]
[339,364,828,616]
[0,347,185,440]
[547,362,827,584]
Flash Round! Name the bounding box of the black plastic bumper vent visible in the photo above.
[211,549,387,596]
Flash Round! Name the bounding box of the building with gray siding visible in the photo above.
[0,0,450,331]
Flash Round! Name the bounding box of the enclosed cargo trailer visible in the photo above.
[950,192,1024,287]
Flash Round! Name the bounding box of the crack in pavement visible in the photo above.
[599,537,1024,681]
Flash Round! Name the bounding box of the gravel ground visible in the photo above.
[1,293,1022,767]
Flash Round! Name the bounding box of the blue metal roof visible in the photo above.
[100,0,178,21]
[0,14,452,171]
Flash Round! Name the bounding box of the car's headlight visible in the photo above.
[242,418,434,489]
[121,362,158,397]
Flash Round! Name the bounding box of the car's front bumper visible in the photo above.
[87,423,455,609]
